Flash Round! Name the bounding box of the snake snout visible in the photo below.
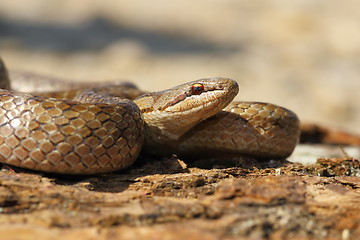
[137,77,240,140]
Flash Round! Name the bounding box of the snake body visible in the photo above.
[0,58,300,174]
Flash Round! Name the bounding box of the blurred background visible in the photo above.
[0,0,359,134]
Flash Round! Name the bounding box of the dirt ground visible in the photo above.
[0,1,360,240]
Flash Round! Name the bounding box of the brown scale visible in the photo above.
[0,59,144,174]
[0,90,144,174]
[0,58,301,174]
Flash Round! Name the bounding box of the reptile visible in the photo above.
[0,58,300,174]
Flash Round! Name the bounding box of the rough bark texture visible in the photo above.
[0,140,359,240]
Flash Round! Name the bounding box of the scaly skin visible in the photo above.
[0,58,300,174]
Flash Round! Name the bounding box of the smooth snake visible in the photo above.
[0,58,300,174]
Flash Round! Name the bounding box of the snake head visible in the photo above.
[134,77,239,140]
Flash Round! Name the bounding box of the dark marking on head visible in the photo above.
[158,93,187,111]
[141,107,155,113]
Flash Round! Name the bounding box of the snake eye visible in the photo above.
[191,83,204,95]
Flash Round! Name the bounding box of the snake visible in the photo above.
[0,58,300,174]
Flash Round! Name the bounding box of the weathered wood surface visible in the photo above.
[0,149,359,240]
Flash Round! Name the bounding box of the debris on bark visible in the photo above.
[0,153,359,240]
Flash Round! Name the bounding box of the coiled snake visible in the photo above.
[0,58,300,174]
